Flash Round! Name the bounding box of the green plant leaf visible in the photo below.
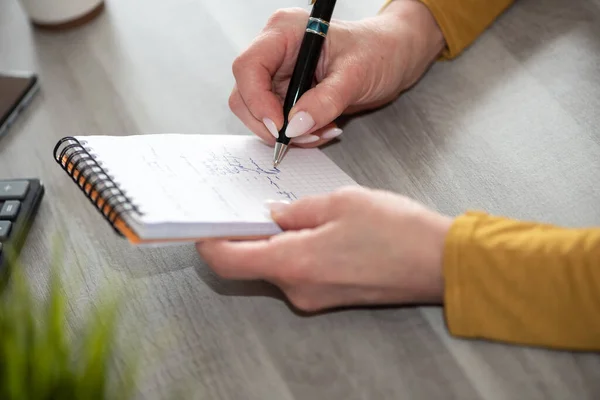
[76,293,121,399]
[0,232,146,400]
[1,262,34,400]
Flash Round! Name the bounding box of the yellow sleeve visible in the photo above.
[382,0,516,59]
[443,211,600,351]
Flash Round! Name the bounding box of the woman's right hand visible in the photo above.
[229,0,445,147]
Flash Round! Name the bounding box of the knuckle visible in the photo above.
[266,9,287,27]
[328,191,346,209]
[203,256,235,279]
[322,86,347,115]
[244,96,260,114]
[338,63,367,103]
[330,186,369,210]
[228,92,242,113]
[293,297,319,313]
[266,8,305,28]
[331,185,361,201]
[277,253,312,285]
[340,185,370,197]
[286,290,320,313]
[231,54,246,78]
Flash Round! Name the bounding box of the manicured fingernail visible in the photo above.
[265,199,290,215]
[321,127,343,140]
[285,111,314,138]
[292,134,319,144]
[263,118,279,139]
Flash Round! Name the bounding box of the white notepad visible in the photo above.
[53,134,358,243]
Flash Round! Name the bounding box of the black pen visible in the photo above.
[273,0,337,167]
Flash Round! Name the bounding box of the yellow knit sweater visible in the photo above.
[383,0,600,351]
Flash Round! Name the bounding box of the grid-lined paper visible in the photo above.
[76,134,358,239]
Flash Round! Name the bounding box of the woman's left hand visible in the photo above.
[196,186,452,312]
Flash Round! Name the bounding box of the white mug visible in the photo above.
[19,0,104,28]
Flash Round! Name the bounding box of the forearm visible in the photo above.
[382,0,516,58]
[443,212,600,350]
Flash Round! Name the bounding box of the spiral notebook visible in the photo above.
[52,134,358,244]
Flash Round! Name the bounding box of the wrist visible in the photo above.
[416,210,453,303]
[380,0,446,63]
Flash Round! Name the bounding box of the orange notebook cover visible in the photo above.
[52,134,358,245]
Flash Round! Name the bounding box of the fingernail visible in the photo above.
[265,199,290,215]
[321,127,343,140]
[292,134,319,144]
[285,111,315,138]
[263,118,279,139]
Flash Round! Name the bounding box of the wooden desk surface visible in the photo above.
[1,0,599,398]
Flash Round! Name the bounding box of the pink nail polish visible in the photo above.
[285,111,315,138]
[263,118,279,139]
[265,199,290,215]
[321,127,343,140]
[292,134,319,144]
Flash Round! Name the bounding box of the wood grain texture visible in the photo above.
[1,0,599,398]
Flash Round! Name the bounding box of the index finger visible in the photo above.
[232,31,286,129]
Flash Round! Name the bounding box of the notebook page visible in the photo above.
[77,134,357,234]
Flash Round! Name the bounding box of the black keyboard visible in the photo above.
[0,178,44,282]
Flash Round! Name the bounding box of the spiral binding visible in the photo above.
[52,136,141,236]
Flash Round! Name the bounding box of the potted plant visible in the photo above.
[0,240,138,399]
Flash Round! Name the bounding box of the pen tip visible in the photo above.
[273,141,288,168]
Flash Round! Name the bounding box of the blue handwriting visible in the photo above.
[201,149,297,201]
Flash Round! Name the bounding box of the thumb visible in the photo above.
[284,70,357,139]
[266,195,337,230]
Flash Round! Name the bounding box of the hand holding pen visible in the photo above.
[228,0,446,164]
[272,0,337,166]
